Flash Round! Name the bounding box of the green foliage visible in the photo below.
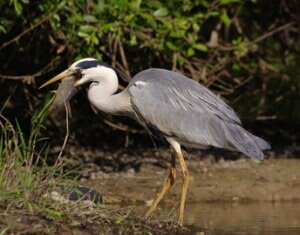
[0,0,299,141]
[1,0,246,59]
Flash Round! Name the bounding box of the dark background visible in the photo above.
[0,0,299,157]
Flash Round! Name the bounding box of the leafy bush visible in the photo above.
[0,0,299,144]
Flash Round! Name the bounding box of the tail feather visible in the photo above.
[224,124,270,160]
[249,133,271,150]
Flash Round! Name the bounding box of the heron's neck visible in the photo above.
[87,71,131,114]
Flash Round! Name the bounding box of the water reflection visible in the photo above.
[185,202,300,235]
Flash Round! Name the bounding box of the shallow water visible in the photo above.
[184,202,300,235]
[85,159,300,234]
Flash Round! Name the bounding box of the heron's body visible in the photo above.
[88,67,269,159]
[40,58,270,226]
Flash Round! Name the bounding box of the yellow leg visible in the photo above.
[176,148,189,225]
[144,153,176,219]
[168,139,190,226]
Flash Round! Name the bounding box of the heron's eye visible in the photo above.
[74,69,83,80]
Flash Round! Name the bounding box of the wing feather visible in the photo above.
[128,68,270,160]
[129,69,241,125]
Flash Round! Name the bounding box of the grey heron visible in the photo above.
[40,58,270,225]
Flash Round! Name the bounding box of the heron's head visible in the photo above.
[39,58,126,89]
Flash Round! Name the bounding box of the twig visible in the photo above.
[111,35,119,67]
[54,100,69,166]
[102,118,144,134]
[117,36,131,77]
[256,115,277,120]
[232,75,254,90]
[0,13,54,50]
[252,22,296,44]
[0,57,61,83]
[218,21,296,51]
[172,53,177,71]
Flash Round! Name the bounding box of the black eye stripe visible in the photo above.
[76,60,110,69]
[75,60,130,81]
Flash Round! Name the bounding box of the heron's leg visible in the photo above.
[144,153,176,219]
[168,139,189,226]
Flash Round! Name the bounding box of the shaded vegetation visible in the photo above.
[0,0,299,148]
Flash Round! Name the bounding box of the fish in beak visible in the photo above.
[39,69,79,111]
[50,76,77,110]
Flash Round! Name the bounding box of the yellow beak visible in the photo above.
[39,69,75,89]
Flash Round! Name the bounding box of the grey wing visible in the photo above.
[129,68,242,125]
[128,69,270,160]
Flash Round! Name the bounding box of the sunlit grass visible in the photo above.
[0,97,73,228]
[0,97,103,232]
[0,97,171,234]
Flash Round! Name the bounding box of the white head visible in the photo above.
[39,58,126,89]
[71,58,118,87]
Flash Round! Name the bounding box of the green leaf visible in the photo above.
[232,63,243,74]
[208,11,219,17]
[153,7,169,17]
[220,0,239,5]
[169,30,185,38]
[91,34,99,45]
[143,13,157,28]
[199,0,210,7]
[79,25,95,33]
[129,34,137,46]
[44,208,64,220]
[52,14,60,22]
[195,12,205,19]
[13,0,23,15]
[0,25,6,34]
[192,23,200,32]
[101,23,117,32]
[162,19,172,30]
[175,18,189,30]
[130,0,142,11]
[193,43,208,52]
[166,41,178,51]
[77,31,89,38]
[187,47,195,57]
[220,10,231,26]
[84,15,98,23]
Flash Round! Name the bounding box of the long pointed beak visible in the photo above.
[39,69,75,89]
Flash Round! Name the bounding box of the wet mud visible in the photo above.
[81,157,300,234]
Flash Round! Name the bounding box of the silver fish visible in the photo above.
[50,76,77,111]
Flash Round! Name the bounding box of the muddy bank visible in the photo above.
[2,149,300,234]
[82,158,300,205]
[78,157,300,233]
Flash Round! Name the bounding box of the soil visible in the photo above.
[81,156,300,206]
[77,149,300,233]
[3,145,300,234]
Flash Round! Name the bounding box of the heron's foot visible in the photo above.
[143,190,166,219]
[143,202,156,219]
[144,161,176,219]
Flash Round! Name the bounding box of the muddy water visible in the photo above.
[83,159,300,234]
[185,202,300,235]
